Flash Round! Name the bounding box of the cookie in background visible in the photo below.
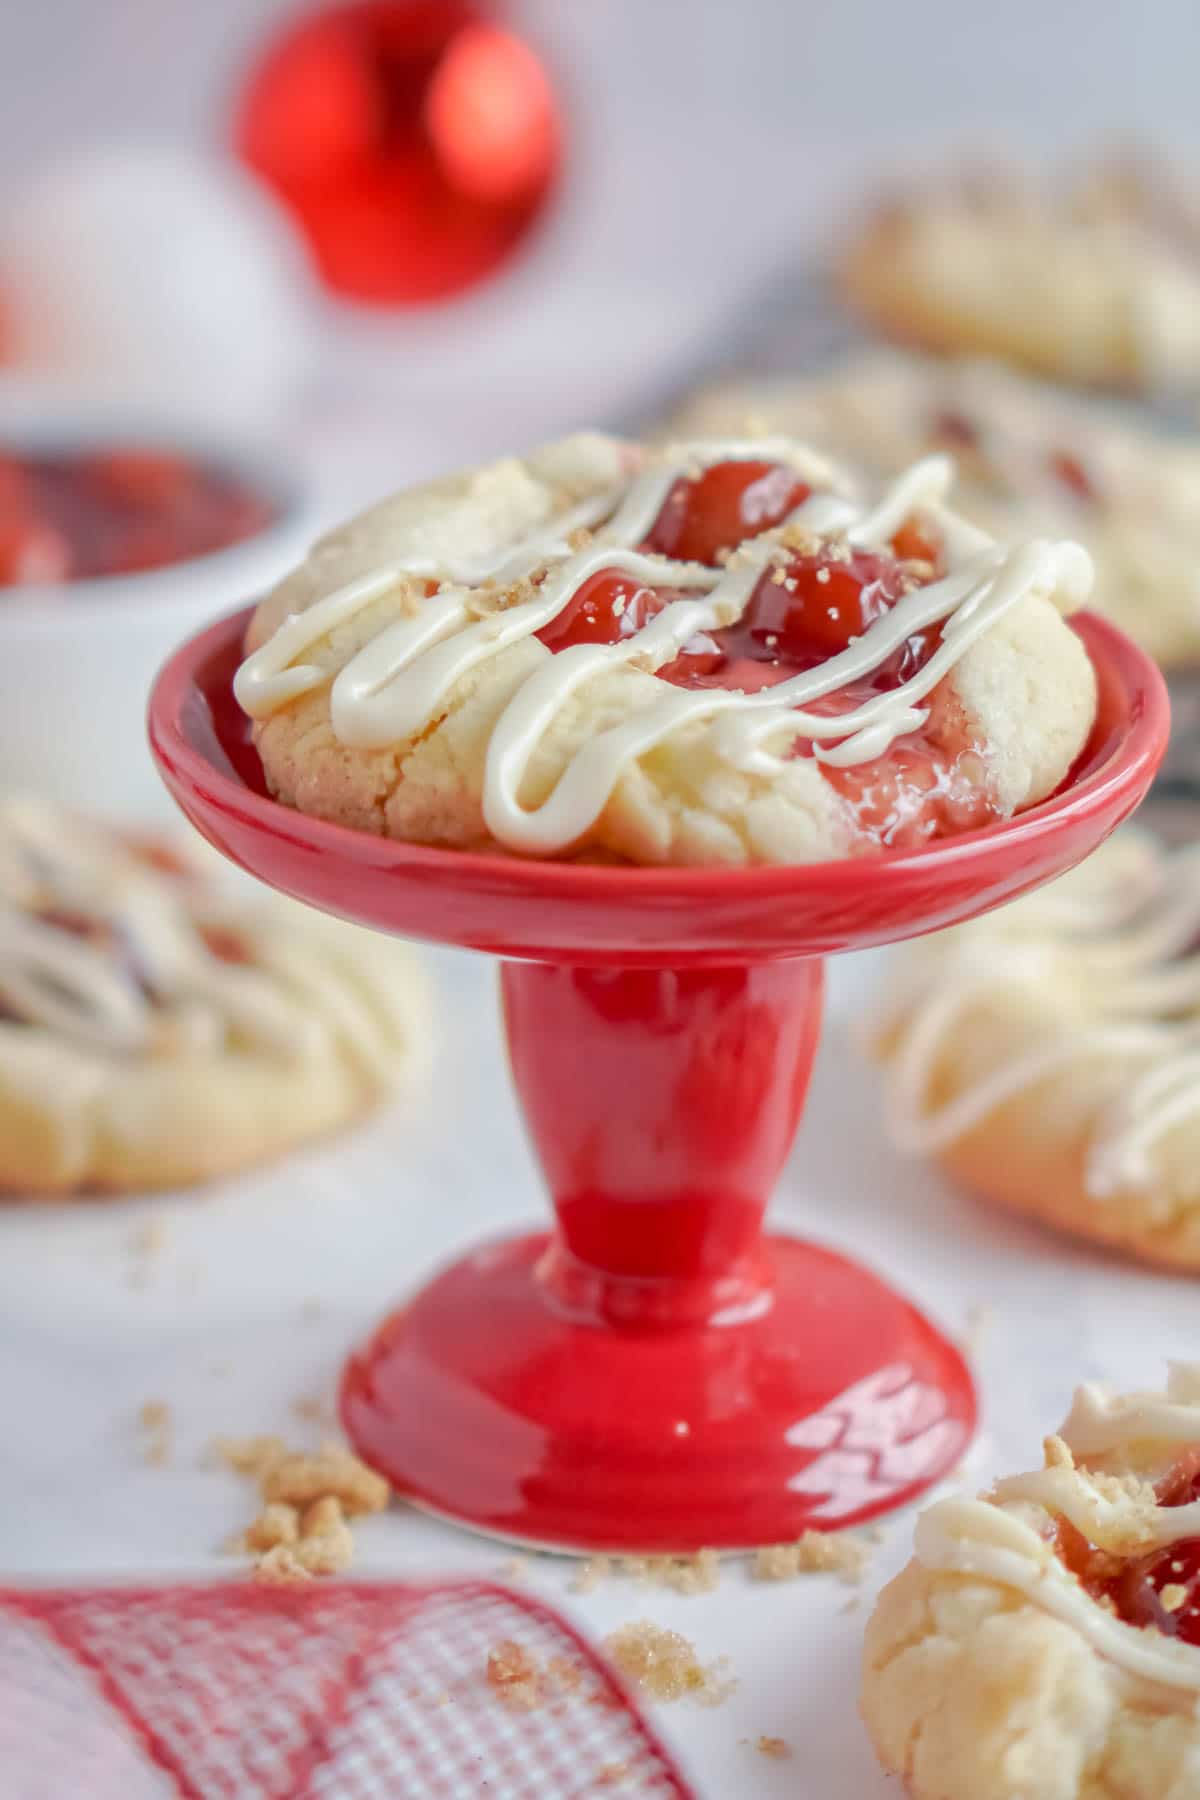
[0,795,429,1195]
[665,350,1200,670]
[839,148,1200,395]
[864,830,1200,1270]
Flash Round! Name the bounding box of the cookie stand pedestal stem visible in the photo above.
[149,608,1169,1555]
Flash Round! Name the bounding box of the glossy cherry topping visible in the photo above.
[0,446,276,587]
[531,461,995,850]
[1058,1458,1200,1646]
[535,572,683,653]
[641,460,810,567]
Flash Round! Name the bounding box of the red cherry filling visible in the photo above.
[535,571,683,652]
[641,460,810,567]
[530,465,997,850]
[0,447,276,587]
[1057,1460,1200,1645]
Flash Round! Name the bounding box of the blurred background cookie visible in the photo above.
[839,151,1200,395]
[864,831,1200,1269]
[0,794,429,1195]
[665,351,1200,670]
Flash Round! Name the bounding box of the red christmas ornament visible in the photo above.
[235,1,561,306]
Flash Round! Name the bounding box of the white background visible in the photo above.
[3,4,1200,1795]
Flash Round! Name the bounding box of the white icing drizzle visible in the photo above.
[0,797,407,1079]
[236,439,1092,856]
[873,834,1200,1196]
[914,1365,1200,1697]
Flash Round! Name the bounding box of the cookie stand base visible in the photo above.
[149,607,1168,1554]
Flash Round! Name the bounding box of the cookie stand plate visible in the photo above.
[148,607,1167,1555]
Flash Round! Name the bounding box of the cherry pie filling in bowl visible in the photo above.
[0,445,277,587]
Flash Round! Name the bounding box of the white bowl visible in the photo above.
[0,389,312,822]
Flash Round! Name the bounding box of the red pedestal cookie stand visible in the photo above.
[149,607,1167,1553]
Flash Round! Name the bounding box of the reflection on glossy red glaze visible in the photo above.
[642,460,810,567]
[0,447,275,587]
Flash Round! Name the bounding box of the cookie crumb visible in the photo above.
[622,1551,720,1595]
[486,1640,543,1712]
[602,1621,735,1706]
[221,1434,387,1579]
[213,1434,287,1477]
[1161,1583,1189,1613]
[291,1496,354,1575]
[596,1764,630,1787]
[138,1400,172,1467]
[571,1554,612,1594]
[254,1544,315,1585]
[1044,1435,1075,1471]
[230,1502,300,1554]
[262,1445,389,1516]
[752,1529,868,1584]
[754,1736,791,1760]
[291,1393,336,1428]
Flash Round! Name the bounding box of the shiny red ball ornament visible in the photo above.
[234,1,561,306]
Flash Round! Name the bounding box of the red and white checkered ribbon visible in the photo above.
[0,1580,691,1799]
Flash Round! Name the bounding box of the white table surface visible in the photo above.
[4,938,1200,1799]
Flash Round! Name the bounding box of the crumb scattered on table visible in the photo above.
[596,1764,630,1787]
[138,1399,172,1467]
[602,1621,735,1706]
[569,1550,719,1595]
[219,1434,389,1582]
[752,1529,869,1585]
[754,1736,791,1760]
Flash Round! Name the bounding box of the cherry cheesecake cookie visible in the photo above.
[666,352,1200,668]
[866,832,1200,1270]
[840,153,1200,393]
[235,432,1097,866]
[862,1365,1200,1800]
[0,797,427,1194]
